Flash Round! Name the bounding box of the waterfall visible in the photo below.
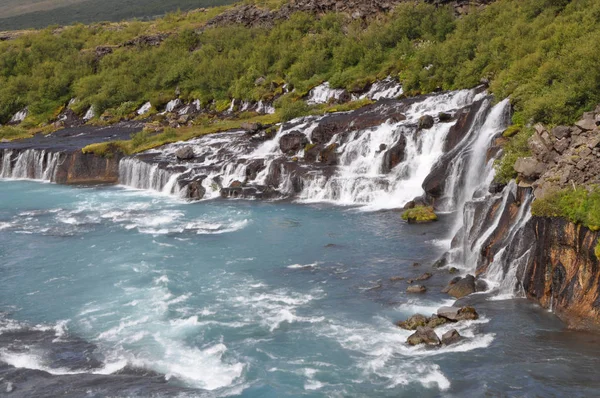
[0,149,61,182]
[118,157,184,196]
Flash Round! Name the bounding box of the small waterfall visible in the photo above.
[0,149,61,182]
[306,83,345,105]
[118,157,184,195]
[137,102,152,116]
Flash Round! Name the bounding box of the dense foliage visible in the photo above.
[1,0,599,129]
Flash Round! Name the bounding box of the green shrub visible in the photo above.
[276,96,310,122]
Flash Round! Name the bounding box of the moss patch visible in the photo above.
[402,206,438,224]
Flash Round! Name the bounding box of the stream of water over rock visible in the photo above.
[1,87,600,396]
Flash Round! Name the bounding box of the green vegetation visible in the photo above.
[401,206,438,223]
[0,126,33,140]
[494,126,533,185]
[1,0,600,134]
[0,0,237,30]
[531,187,600,231]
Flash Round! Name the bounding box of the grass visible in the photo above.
[401,206,438,223]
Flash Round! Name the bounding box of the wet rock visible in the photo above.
[406,285,427,294]
[279,131,309,155]
[441,329,462,345]
[426,315,447,329]
[407,327,441,346]
[418,115,434,130]
[446,274,476,298]
[437,306,479,322]
[318,143,338,165]
[245,159,266,181]
[413,262,421,267]
[448,267,459,274]
[416,272,432,281]
[175,146,195,160]
[381,136,407,173]
[397,314,428,330]
[441,276,462,293]
[475,278,488,292]
[432,255,448,269]
[390,276,405,282]
[185,179,206,200]
[438,112,453,122]
[379,143,387,151]
[229,180,243,188]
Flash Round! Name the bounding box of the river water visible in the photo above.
[1,180,600,397]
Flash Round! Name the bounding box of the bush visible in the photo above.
[276,95,310,122]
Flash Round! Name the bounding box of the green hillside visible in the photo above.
[0,0,236,30]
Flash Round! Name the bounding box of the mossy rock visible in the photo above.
[401,206,438,224]
[502,125,522,138]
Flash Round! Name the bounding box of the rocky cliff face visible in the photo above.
[520,217,600,331]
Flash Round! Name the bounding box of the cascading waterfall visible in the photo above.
[0,149,61,182]
[118,157,185,195]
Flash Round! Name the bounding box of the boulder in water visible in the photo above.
[446,274,476,298]
[475,278,488,292]
[441,276,462,293]
[438,112,454,122]
[407,326,441,346]
[175,146,195,160]
[397,314,428,330]
[437,306,479,322]
[441,329,462,345]
[406,285,427,294]
[402,206,438,223]
[418,115,434,130]
[279,131,309,155]
[229,180,243,188]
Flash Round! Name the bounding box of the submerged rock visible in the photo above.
[406,285,427,294]
[441,329,462,345]
[416,272,432,281]
[407,326,441,346]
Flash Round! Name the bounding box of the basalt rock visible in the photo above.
[418,115,434,130]
[280,131,309,155]
[407,327,441,346]
[381,136,407,173]
[441,329,462,345]
[521,217,600,331]
[446,274,476,298]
